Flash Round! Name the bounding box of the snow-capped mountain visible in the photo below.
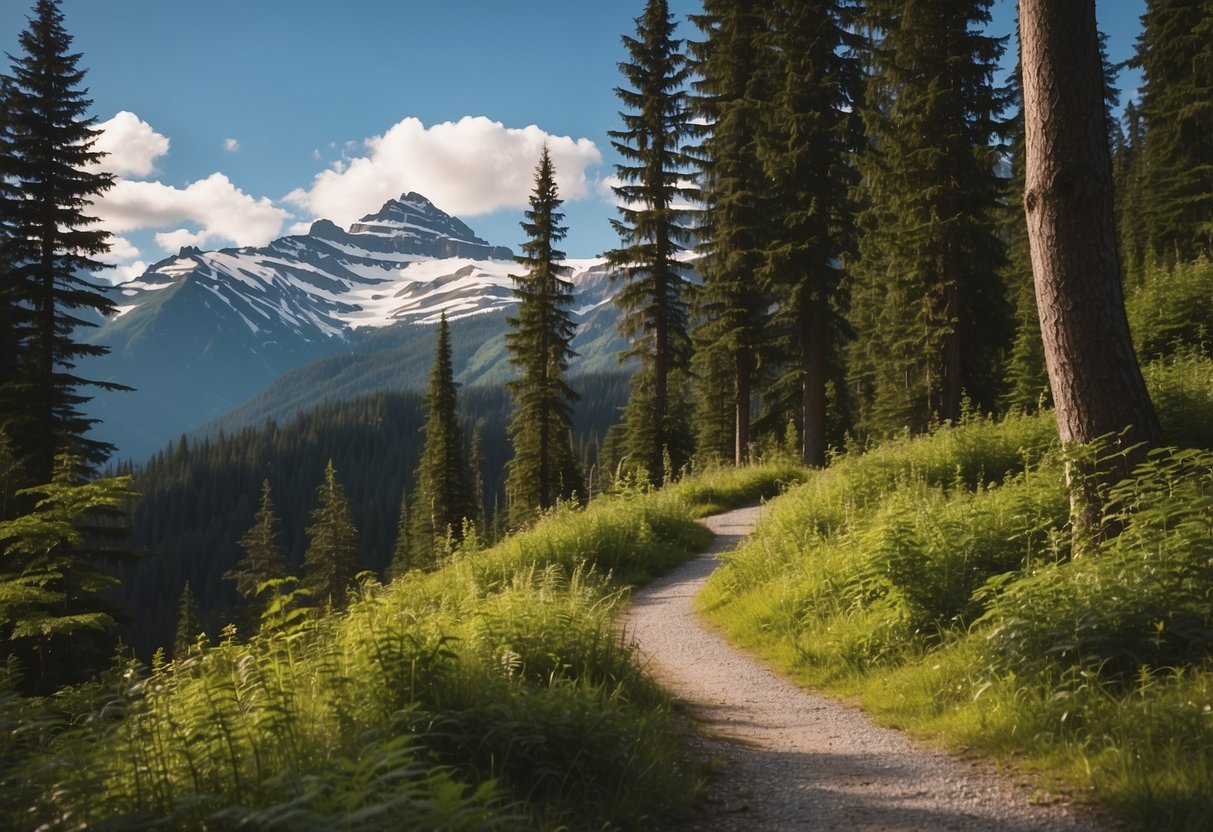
[81,193,624,462]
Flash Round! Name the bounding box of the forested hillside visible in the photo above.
[121,371,631,657]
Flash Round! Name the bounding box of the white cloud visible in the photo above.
[154,228,206,251]
[95,173,289,251]
[112,260,150,284]
[91,111,170,178]
[286,116,602,227]
[223,137,240,152]
[100,234,142,263]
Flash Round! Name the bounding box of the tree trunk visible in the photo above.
[734,350,751,466]
[1019,0,1162,545]
[802,292,827,468]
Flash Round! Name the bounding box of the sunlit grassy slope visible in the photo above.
[4,491,700,830]
[700,361,1213,831]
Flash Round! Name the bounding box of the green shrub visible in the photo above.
[980,447,1213,680]
[1144,352,1213,450]
[1127,256,1213,362]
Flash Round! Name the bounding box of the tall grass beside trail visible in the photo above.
[0,489,714,832]
[699,402,1213,830]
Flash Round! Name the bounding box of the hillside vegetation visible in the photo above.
[5,480,781,831]
[699,354,1213,830]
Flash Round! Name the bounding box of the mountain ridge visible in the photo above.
[81,193,626,463]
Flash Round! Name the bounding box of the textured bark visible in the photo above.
[1019,0,1162,541]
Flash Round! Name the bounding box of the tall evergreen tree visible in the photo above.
[173,581,200,659]
[606,0,698,484]
[505,148,582,529]
[387,489,411,580]
[1004,31,1121,414]
[301,460,360,606]
[1132,0,1213,263]
[849,0,1011,437]
[1,0,125,482]
[409,314,473,565]
[1113,98,1149,280]
[1020,0,1162,545]
[757,0,862,466]
[224,479,289,608]
[688,1,776,465]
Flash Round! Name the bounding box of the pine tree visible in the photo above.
[606,0,698,484]
[1132,0,1213,263]
[224,479,289,606]
[1020,0,1162,545]
[1004,32,1120,414]
[849,0,1011,437]
[468,420,488,538]
[689,1,776,465]
[757,0,862,466]
[173,581,200,659]
[0,452,137,691]
[1,0,126,483]
[301,460,360,606]
[504,148,583,529]
[409,315,473,565]
[1113,99,1149,280]
[387,489,411,580]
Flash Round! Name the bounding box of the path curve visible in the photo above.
[624,506,1117,831]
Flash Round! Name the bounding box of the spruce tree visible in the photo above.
[504,148,583,529]
[1,0,125,482]
[409,314,473,565]
[688,1,776,465]
[606,0,698,484]
[387,489,411,580]
[301,460,360,606]
[173,581,200,659]
[1132,0,1213,263]
[757,0,861,466]
[849,0,1011,437]
[0,452,137,690]
[224,479,289,607]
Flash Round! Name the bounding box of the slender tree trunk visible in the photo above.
[802,292,827,468]
[1019,0,1162,545]
[940,249,963,423]
[734,351,751,466]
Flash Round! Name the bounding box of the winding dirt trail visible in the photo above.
[624,506,1117,831]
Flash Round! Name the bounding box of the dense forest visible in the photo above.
[1,0,1212,826]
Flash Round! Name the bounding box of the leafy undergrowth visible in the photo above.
[0,490,718,831]
[699,404,1213,831]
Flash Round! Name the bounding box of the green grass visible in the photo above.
[0,489,716,831]
[698,406,1213,830]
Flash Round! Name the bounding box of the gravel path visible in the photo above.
[624,506,1118,831]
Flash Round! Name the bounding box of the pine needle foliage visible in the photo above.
[606,0,698,484]
[756,0,863,466]
[0,0,127,481]
[224,479,289,604]
[688,0,776,466]
[849,0,1011,437]
[505,148,583,529]
[1132,0,1213,263]
[0,452,137,690]
[301,460,360,607]
[409,314,474,565]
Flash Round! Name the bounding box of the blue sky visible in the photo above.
[1,0,1145,274]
